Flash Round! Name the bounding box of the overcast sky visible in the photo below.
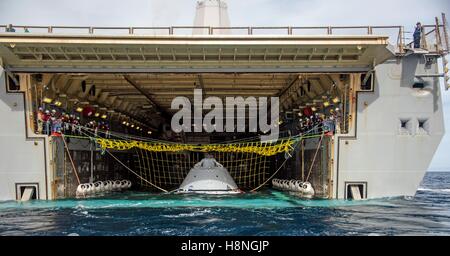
[0,0,449,170]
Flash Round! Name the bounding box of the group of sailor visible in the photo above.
[298,113,337,134]
[36,107,111,137]
[272,179,315,198]
[76,180,132,197]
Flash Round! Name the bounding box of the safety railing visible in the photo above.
[405,24,449,54]
[1,22,448,55]
[0,25,405,38]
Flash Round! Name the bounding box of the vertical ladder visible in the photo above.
[443,13,450,91]
[442,13,449,53]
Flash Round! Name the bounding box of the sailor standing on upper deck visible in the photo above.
[413,22,423,48]
[5,24,15,32]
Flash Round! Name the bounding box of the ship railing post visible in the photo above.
[48,26,53,33]
[399,26,405,54]
[442,13,449,53]
[421,25,428,50]
[435,17,443,53]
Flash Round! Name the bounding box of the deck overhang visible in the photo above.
[0,34,395,73]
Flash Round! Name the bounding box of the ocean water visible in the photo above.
[0,172,449,236]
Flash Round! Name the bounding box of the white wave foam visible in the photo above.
[99,203,143,209]
[417,188,450,193]
[162,209,212,218]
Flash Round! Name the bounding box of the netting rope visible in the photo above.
[63,124,327,192]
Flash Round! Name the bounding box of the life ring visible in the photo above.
[113,180,122,190]
[86,183,94,194]
[106,180,113,191]
[100,181,106,192]
[289,180,297,191]
[284,180,291,190]
[83,184,89,194]
[294,181,303,192]
[94,182,102,193]
[272,179,278,188]
[100,181,108,192]
[302,182,315,198]
[120,180,128,189]
[276,179,282,188]
[126,180,132,189]
[90,183,96,194]
[282,180,290,190]
[277,179,284,190]
[76,184,88,196]
[280,180,285,190]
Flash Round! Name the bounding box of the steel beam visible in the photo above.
[4,66,373,73]
[123,74,171,120]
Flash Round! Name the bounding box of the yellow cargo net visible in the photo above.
[65,126,330,191]
[95,138,296,157]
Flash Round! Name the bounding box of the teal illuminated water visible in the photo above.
[0,172,450,236]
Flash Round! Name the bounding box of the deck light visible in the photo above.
[131,124,135,128]
[94,113,100,117]
[323,101,330,107]
[332,97,340,103]
[101,114,107,119]
[311,107,317,112]
[43,97,53,104]
[148,131,152,135]
[136,127,140,130]
[122,121,127,125]
[126,122,130,126]
[54,101,62,107]
[76,107,83,113]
